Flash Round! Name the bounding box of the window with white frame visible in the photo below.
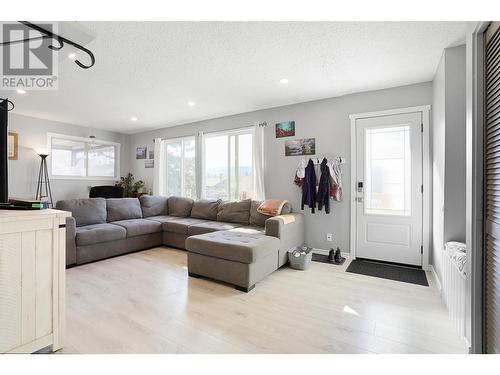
[48,133,120,179]
[161,136,196,198]
[203,128,254,200]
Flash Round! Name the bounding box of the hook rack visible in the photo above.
[309,156,346,165]
[0,21,95,69]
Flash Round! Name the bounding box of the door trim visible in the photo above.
[349,105,431,270]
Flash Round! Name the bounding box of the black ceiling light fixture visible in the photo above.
[0,21,95,69]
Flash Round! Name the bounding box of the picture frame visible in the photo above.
[145,159,154,168]
[285,138,315,156]
[275,121,295,138]
[136,146,147,159]
[148,149,154,159]
[8,132,18,160]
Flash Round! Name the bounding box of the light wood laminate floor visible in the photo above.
[61,247,467,354]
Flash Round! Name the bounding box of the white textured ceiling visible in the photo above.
[1,21,469,134]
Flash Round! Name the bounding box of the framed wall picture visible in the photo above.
[136,146,147,159]
[8,132,18,160]
[148,149,154,159]
[285,138,316,156]
[275,121,295,138]
[145,159,154,168]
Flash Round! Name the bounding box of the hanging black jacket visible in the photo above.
[301,158,317,213]
[317,158,331,214]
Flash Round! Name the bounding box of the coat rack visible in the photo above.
[0,21,95,69]
[309,156,346,165]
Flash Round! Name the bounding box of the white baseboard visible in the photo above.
[429,264,442,293]
[312,248,350,260]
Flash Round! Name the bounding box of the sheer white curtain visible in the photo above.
[253,122,266,201]
[153,137,164,195]
[195,131,205,199]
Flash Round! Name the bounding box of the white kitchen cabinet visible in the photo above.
[0,209,69,353]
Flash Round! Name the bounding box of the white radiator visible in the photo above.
[442,248,467,339]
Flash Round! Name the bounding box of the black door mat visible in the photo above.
[312,253,346,265]
[345,259,429,286]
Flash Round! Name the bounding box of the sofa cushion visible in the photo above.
[230,226,266,235]
[168,196,194,217]
[139,195,168,217]
[249,200,269,227]
[107,198,143,222]
[75,223,126,246]
[217,199,251,225]
[56,198,106,227]
[186,230,279,264]
[163,217,209,235]
[111,219,162,238]
[187,221,243,236]
[145,215,181,224]
[190,199,220,220]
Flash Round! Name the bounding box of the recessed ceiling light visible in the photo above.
[130,116,138,122]
[16,89,26,94]
[68,53,76,60]
[279,78,289,84]
[188,101,196,107]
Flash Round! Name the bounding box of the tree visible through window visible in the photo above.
[203,129,253,200]
[163,137,196,199]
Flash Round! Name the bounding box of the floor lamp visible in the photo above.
[35,149,53,208]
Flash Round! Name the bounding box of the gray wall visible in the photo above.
[431,45,467,281]
[432,53,446,279]
[7,113,130,203]
[129,82,432,252]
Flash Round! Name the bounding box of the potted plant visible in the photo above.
[131,180,145,197]
[116,173,146,197]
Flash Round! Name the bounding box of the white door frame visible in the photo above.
[349,105,431,270]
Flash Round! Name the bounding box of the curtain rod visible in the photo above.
[154,121,267,142]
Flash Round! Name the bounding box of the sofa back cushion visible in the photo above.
[217,199,251,225]
[139,195,168,217]
[106,198,143,222]
[190,199,220,220]
[56,198,107,227]
[168,196,194,217]
[249,200,269,227]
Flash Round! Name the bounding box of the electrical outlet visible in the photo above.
[326,233,333,242]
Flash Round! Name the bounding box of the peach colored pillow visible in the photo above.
[257,199,289,216]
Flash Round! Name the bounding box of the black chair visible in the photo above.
[89,185,124,199]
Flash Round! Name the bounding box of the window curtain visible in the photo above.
[195,131,205,199]
[153,137,164,195]
[253,122,266,201]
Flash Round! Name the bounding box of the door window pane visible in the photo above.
[204,135,229,200]
[163,138,196,199]
[365,126,411,216]
[183,139,196,199]
[203,131,254,200]
[166,142,181,197]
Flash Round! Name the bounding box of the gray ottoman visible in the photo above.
[185,230,280,292]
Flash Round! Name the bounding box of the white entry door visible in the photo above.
[355,112,423,266]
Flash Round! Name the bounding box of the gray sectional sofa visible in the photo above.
[56,196,304,291]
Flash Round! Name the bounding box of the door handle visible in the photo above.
[357,181,363,192]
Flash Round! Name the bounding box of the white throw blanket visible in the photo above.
[444,241,467,275]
